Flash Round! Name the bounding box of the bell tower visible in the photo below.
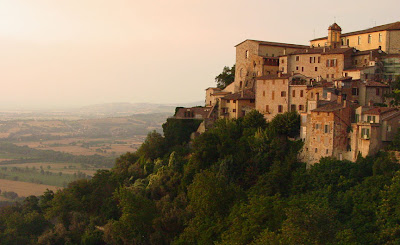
[327,23,342,48]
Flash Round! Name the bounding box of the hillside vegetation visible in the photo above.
[1,111,400,244]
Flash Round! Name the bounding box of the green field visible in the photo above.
[0,165,90,187]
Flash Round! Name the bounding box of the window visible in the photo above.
[300,90,304,97]
[296,56,300,61]
[292,90,296,97]
[296,66,299,70]
[250,99,255,103]
[318,57,321,63]
[272,91,275,100]
[326,149,329,154]
[347,39,350,46]
[379,33,382,42]
[226,100,230,103]
[311,92,314,99]
[281,91,286,97]
[315,148,318,153]
[240,81,243,88]
[332,74,334,79]
[345,72,348,77]
[324,124,330,133]
[263,91,265,97]
[358,36,361,45]
[388,125,392,132]
[291,104,296,111]
[302,67,304,72]
[233,100,236,104]
[361,128,370,139]
[233,109,236,112]
[281,59,285,64]
[355,60,358,65]
[245,50,249,59]
[315,67,318,71]
[299,104,304,111]
[265,105,269,112]
[278,105,283,113]
[310,57,313,63]
[367,116,376,123]
[352,88,359,95]
[376,88,380,95]
[368,34,372,44]
[355,114,359,122]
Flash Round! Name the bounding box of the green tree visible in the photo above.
[215,65,235,89]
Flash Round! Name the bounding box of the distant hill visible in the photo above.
[76,102,204,117]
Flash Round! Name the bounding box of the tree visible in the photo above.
[385,77,400,106]
[215,65,235,89]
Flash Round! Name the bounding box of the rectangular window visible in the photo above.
[265,105,269,112]
[352,88,359,95]
[315,148,318,153]
[272,91,275,100]
[310,57,313,63]
[376,88,380,95]
[233,100,236,103]
[233,109,236,112]
[315,67,318,71]
[318,57,321,63]
[263,91,265,97]
[302,67,304,72]
[292,90,296,97]
[278,105,283,113]
[281,91,286,97]
[316,123,320,129]
[296,56,300,61]
[324,124,330,133]
[326,60,330,67]
[227,100,230,103]
[361,128,370,138]
[358,36,361,45]
[355,114,359,122]
[326,149,329,154]
[299,104,304,111]
[291,104,296,112]
[300,90,304,97]
[379,33,382,42]
[368,34,372,44]
[296,66,299,70]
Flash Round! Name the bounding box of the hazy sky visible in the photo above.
[1,0,399,109]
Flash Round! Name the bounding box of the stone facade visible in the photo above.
[310,22,400,54]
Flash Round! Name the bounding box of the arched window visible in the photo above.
[239,81,243,88]
[245,50,249,59]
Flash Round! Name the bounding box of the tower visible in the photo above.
[327,23,342,48]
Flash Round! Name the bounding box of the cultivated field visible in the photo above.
[0,179,59,197]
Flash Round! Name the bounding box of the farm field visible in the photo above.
[0,179,59,197]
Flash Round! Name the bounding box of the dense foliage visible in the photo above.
[215,65,235,89]
[1,110,400,244]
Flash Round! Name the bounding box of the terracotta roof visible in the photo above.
[343,67,370,71]
[312,101,344,112]
[364,81,389,87]
[329,23,342,31]
[222,89,255,100]
[234,39,309,49]
[352,48,385,56]
[334,76,353,81]
[287,47,354,55]
[256,74,291,80]
[363,107,396,115]
[174,107,211,119]
[382,111,400,121]
[311,21,400,41]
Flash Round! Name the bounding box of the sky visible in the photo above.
[0,0,399,109]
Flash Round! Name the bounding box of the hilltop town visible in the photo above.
[175,21,400,165]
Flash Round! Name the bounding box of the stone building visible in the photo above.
[219,89,255,119]
[302,96,354,164]
[234,40,308,91]
[310,21,400,54]
[382,54,400,80]
[350,106,400,161]
[255,74,311,121]
[279,47,354,81]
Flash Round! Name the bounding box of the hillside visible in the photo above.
[1,111,400,244]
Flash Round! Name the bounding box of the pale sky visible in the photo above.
[0,0,399,109]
